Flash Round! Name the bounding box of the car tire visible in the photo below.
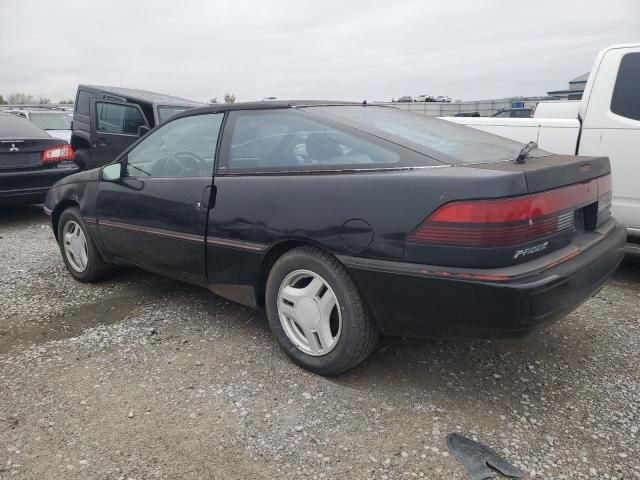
[265,246,379,375]
[57,207,113,282]
[74,148,91,170]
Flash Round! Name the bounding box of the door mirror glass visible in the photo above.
[137,125,150,137]
[102,163,122,181]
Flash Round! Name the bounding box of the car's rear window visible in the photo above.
[0,113,49,140]
[305,105,549,164]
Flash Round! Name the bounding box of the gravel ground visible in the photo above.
[1,204,639,480]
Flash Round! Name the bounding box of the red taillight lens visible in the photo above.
[42,144,75,163]
[408,175,611,248]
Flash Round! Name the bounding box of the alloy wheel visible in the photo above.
[62,220,88,272]
[277,269,342,356]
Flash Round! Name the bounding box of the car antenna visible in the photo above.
[515,141,537,164]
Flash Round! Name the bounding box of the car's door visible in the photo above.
[90,99,149,166]
[95,112,224,284]
[203,108,413,307]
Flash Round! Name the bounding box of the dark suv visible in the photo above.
[70,85,203,169]
[492,108,533,118]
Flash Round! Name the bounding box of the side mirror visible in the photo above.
[102,163,123,182]
[137,125,150,137]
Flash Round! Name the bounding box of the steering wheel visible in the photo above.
[170,151,208,176]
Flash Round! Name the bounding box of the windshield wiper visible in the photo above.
[515,141,537,164]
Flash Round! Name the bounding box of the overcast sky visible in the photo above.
[1,0,639,103]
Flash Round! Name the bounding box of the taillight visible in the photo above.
[42,144,75,163]
[408,175,611,248]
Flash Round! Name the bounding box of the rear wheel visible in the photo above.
[265,246,379,375]
[57,207,113,282]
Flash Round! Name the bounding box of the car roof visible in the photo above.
[79,84,206,107]
[21,109,72,114]
[1,107,70,113]
[172,100,372,119]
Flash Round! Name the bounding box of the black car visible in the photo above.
[0,112,78,205]
[44,102,625,375]
[492,108,534,118]
[70,85,204,170]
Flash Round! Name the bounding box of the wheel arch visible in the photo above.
[256,239,340,308]
[70,134,91,169]
[51,198,80,240]
[70,133,91,151]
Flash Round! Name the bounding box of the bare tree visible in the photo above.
[7,93,34,104]
[223,92,236,104]
[6,93,52,105]
[0,95,7,105]
[58,98,75,105]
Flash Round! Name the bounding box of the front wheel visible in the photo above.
[57,207,113,282]
[265,246,379,375]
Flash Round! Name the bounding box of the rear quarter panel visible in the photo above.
[206,168,528,294]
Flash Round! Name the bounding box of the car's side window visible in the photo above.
[611,52,640,122]
[221,110,400,172]
[76,91,91,116]
[125,113,223,178]
[96,102,146,135]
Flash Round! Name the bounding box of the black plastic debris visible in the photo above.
[447,433,524,480]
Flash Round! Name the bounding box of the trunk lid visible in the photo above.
[468,154,610,193]
[404,155,613,269]
[0,138,65,170]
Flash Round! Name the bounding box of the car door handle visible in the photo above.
[201,185,216,210]
[97,138,110,147]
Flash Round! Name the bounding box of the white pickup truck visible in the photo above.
[444,44,640,252]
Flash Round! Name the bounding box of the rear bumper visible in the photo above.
[341,221,626,339]
[0,165,78,205]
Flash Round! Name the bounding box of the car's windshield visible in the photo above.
[29,112,73,130]
[305,105,550,164]
[157,106,192,123]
